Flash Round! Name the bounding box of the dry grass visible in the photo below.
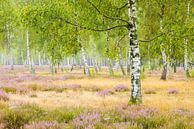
[1,66,194,112]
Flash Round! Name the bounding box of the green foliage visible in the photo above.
[44,108,82,123]
[190,69,194,77]
[3,110,31,129]
[136,116,167,129]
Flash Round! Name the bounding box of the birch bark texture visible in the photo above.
[128,0,142,103]
[184,1,191,77]
[159,5,167,80]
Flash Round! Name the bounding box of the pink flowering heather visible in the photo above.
[175,109,194,118]
[24,121,60,129]
[73,112,101,129]
[118,105,157,120]
[16,87,28,94]
[167,89,179,94]
[0,90,9,101]
[114,84,129,92]
[97,89,114,96]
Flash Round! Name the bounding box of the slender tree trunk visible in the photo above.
[117,40,126,76]
[21,50,24,65]
[38,52,42,66]
[173,58,177,73]
[26,31,31,66]
[6,24,14,70]
[108,58,114,76]
[93,44,99,73]
[184,1,191,77]
[128,0,142,104]
[159,5,167,80]
[26,30,35,74]
[184,38,190,77]
[81,46,91,77]
[148,42,151,70]
[161,50,167,80]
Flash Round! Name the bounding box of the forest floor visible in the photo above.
[0,66,194,129]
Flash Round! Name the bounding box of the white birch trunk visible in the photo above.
[81,46,91,77]
[128,0,142,103]
[159,8,167,80]
[26,30,35,74]
[161,50,167,80]
[38,52,42,66]
[6,24,14,70]
[93,44,99,73]
[107,58,114,76]
[21,50,24,65]
[184,1,191,77]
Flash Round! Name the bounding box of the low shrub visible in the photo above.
[1,86,16,94]
[24,121,60,129]
[66,84,81,90]
[175,108,194,118]
[97,89,114,96]
[136,115,167,129]
[167,89,179,94]
[118,105,157,120]
[73,112,101,129]
[144,89,156,94]
[114,84,129,92]
[102,112,124,123]
[16,87,28,94]
[28,84,43,91]
[3,110,30,129]
[44,108,82,123]
[28,93,38,98]
[163,117,194,129]
[2,104,45,129]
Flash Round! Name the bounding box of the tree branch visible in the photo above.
[117,3,128,10]
[54,16,128,32]
[139,33,165,42]
[66,20,128,31]
[86,0,130,25]
[116,34,128,47]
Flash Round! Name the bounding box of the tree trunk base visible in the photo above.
[161,69,167,80]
